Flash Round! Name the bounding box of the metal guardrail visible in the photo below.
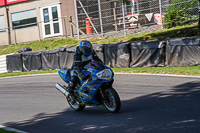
[0,54,14,73]
[0,54,8,73]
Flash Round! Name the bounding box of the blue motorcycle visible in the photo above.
[55,61,121,113]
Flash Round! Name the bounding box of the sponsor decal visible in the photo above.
[119,54,129,60]
[60,71,67,74]
[154,13,165,25]
[0,0,28,6]
[97,69,112,80]
[7,0,28,5]
[0,0,5,6]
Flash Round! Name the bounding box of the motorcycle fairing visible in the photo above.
[78,67,114,105]
[58,69,71,83]
[79,79,102,105]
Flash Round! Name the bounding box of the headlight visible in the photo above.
[96,69,112,80]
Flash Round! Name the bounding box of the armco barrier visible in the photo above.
[166,37,200,67]
[130,40,165,67]
[0,54,9,73]
[104,42,131,68]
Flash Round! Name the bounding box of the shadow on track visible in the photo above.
[5,81,200,133]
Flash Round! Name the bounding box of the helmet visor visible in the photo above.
[84,47,92,54]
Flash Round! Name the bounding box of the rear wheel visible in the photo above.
[103,88,121,113]
[66,96,85,111]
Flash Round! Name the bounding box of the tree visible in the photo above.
[164,0,198,29]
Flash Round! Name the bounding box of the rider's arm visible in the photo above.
[73,47,85,79]
[92,50,103,63]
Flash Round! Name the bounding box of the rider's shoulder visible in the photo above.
[75,46,81,53]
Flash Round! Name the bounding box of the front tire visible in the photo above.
[103,88,121,113]
[66,96,85,111]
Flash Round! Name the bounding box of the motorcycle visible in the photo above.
[55,61,121,113]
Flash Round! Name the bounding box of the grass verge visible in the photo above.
[112,66,200,76]
[0,70,57,78]
[0,128,16,133]
[0,66,200,78]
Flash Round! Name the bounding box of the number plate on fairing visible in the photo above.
[96,69,112,80]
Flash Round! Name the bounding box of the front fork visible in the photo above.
[100,87,107,103]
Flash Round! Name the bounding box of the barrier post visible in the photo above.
[113,8,118,31]
[74,0,80,39]
[69,16,74,37]
[122,3,126,36]
[5,0,11,45]
[198,0,200,31]
[159,0,163,29]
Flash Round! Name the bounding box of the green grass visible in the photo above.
[112,66,200,76]
[0,128,16,133]
[0,23,199,55]
[89,23,199,43]
[0,66,200,78]
[0,38,79,55]
[0,70,57,78]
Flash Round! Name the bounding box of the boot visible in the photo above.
[68,86,76,99]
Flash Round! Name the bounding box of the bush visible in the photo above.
[164,0,198,29]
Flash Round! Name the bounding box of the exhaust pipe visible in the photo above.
[55,83,69,97]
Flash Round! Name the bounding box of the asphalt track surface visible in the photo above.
[0,73,200,133]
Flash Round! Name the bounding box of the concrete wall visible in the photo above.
[0,0,67,46]
[0,32,8,46]
[60,0,77,36]
[13,26,40,43]
[0,7,9,46]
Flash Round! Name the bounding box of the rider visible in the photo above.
[68,40,103,99]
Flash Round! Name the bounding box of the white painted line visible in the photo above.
[0,125,28,133]
[0,73,58,80]
[114,72,200,78]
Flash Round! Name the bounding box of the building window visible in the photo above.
[0,15,6,32]
[11,9,37,29]
[40,4,63,38]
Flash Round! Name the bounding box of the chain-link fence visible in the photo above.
[0,0,198,45]
[75,0,199,38]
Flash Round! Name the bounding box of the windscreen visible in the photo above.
[84,61,105,71]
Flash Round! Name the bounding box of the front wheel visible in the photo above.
[103,88,121,113]
[66,96,85,111]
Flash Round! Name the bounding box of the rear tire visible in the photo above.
[103,88,121,113]
[66,96,85,111]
